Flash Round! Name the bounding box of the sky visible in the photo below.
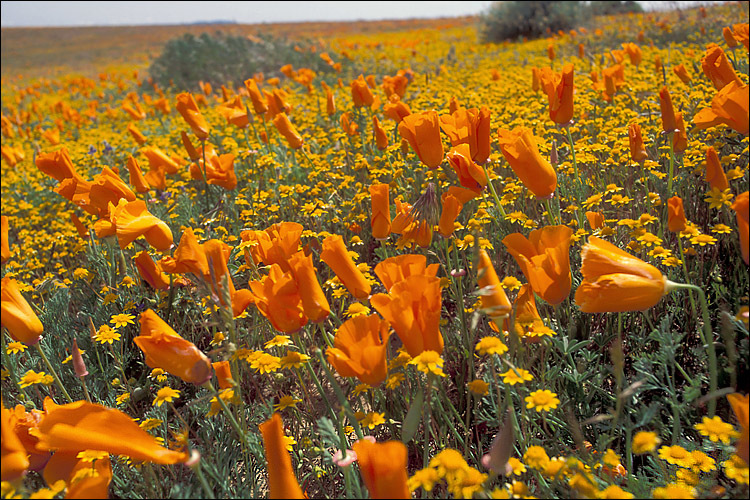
[0,1,722,27]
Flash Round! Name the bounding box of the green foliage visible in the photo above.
[589,1,644,16]
[148,31,332,91]
[479,1,591,43]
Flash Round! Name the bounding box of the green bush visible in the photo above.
[479,1,591,43]
[589,0,644,16]
[149,31,332,91]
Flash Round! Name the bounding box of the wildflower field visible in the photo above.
[1,3,749,499]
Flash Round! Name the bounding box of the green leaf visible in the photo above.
[401,390,424,443]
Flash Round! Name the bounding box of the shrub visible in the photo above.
[148,31,332,91]
[589,1,644,16]
[479,1,591,43]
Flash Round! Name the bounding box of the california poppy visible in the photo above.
[372,115,389,151]
[259,413,305,499]
[249,264,308,333]
[1,277,43,345]
[217,95,249,129]
[189,149,237,190]
[134,251,170,290]
[727,393,749,463]
[1,404,29,481]
[659,86,678,133]
[540,63,575,125]
[244,78,269,115]
[351,74,375,108]
[693,81,749,136]
[141,146,180,175]
[287,249,330,323]
[160,227,209,276]
[398,111,444,169]
[135,309,213,385]
[574,237,669,313]
[476,249,512,320]
[438,194,462,238]
[35,147,84,183]
[384,95,411,123]
[88,167,137,217]
[731,191,749,265]
[109,199,173,252]
[126,155,150,193]
[497,127,557,198]
[240,221,304,273]
[672,113,688,153]
[374,254,439,292]
[212,361,234,390]
[585,210,605,230]
[272,113,304,150]
[320,234,371,300]
[502,225,573,305]
[705,147,729,191]
[176,92,209,140]
[352,439,410,499]
[326,314,390,386]
[673,64,692,84]
[127,121,147,145]
[439,106,491,164]
[628,123,648,163]
[445,144,487,193]
[667,196,687,233]
[43,449,112,499]
[369,183,391,240]
[1,215,10,263]
[701,44,743,91]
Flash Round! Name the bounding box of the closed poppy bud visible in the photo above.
[134,251,170,290]
[135,309,213,385]
[127,122,147,145]
[1,404,29,481]
[398,111,444,169]
[1,215,10,263]
[732,191,749,265]
[1,277,43,345]
[175,92,209,141]
[476,249,511,320]
[351,74,375,108]
[326,314,390,386]
[502,225,573,305]
[352,439,410,499]
[578,43,585,59]
[586,210,605,230]
[71,337,88,378]
[34,400,189,464]
[654,55,662,73]
[547,44,555,61]
[574,237,668,313]
[126,155,150,193]
[272,113,304,150]
[320,234,371,300]
[446,144,487,193]
[673,64,692,84]
[531,67,541,93]
[672,112,688,153]
[693,80,749,136]
[244,78,268,115]
[667,196,687,233]
[325,88,336,116]
[212,361,233,390]
[259,414,305,499]
[701,45,742,91]
[628,123,648,163]
[110,199,173,252]
[659,86,677,133]
[497,126,557,198]
[369,183,391,240]
[723,27,739,48]
[372,115,388,150]
[438,194,462,238]
[705,146,729,191]
[288,250,330,323]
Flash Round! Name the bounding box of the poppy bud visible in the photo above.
[72,338,88,378]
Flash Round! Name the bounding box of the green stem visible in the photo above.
[565,126,584,228]
[1,331,30,402]
[422,373,434,468]
[482,163,507,219]
[203,381,247,444]
[188,455,215,499]
[313,348,364,440]
[543,198,558,226]
[34,343,73,403]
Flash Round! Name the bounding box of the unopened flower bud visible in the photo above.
[72,337,88,378]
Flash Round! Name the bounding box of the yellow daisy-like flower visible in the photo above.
[110,313,135,329]
[599,485,634,499]
[94,324,121,344]
[19,369,47,388]
[658,445,694,468]
[273,395,302,411]
[207,389,236,417]
[602,449,621,468]
[345,302,371,318]
[152,386,180,407]
[500,276,522,291]
[385,373,405,389]
[694,416,740,444]
[500,368,534,385]
[523,445,550,470]
[116,393,131,406]
[448,466,487,499]
[722,454,749,484]
[279,350,311,370]
[76,450,109,462]
[357,411,385,430]
[468,379,489,396]
[73,268,89,280]
[6,341,27,354]
[409,350,446,377]
[690,450,716,473]
[352,383,371,396]
[582,193,603,209]
[282,435,296,452]
[430,448,470,484]
[264,335,292,349]
[388,349,412,370]
[675,468,699,486]
[632,431,661,454]
[249,352,281,374]
[525,390,560,412]
[689,234,717,246]
[541,456,568,479]
[652,483,696,499]
[149,368,168,383]
[704,187,734,209]
[710,223,732,234]
[408,467,440,492]
[507,457,526,476]
[475,337,508,356]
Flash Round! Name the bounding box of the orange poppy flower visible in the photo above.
[202,239,235,306]
[701,44,743,91]
[135,308,213,385]
[212,361,234,390]
[88,167,137,217]
[70,213,89,239]
[502,225,573,305]
[176,92,209,141]
[134,251,170,290]
[340,112,359,136]
[181,131,201,162]
[7,404,50,473]
[1,277,43,345]
[216,95,249,129]
[320,234,371,300]
[127,121,147,145]
[326,314,391,386]
[109,199,173,252]
[141,146,180,175]
[628,123,648,163]
[438,194,462,238]
[160,227,209,276]
[672,113,688,153]
[369,183,391,240]
[35,147,84,183]
[259,413,305,499]
[398,110,444,169]
[244,78,269,115]
[383,95,411,122]
[476,249,512,321]
[667,196,687,233]
[732,191,749,265]
[374,254,439,292]
[1,404,29,481]
[574,237,669,313]
[43,449,112,499]
[727,393,749,464]
[540,63,575,125]
[240,221,304,272]
[659,86,678,133]
[585,211,605,230]
[287,249,330,323]
[623,42,642,66]
[325,87,336,116]
[693,81,749,136]
[351,74,375,108]
[371,274,443,357]
[273,112,304,150]
[1,215,9,263]
[723,27,739,48]
[189,150,237,191]
[126,155,150,193]
[497,126,557,198]
[352,439,410,499]
[439,106,491,164]
[249,264,308,333]
[446,144,487,193]
[34,400,189,464]
[705,146,729,191]
[504,284,555,343]
[673,64,692,84]
[372,115,389,151]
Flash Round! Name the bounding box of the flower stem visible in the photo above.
[34,343,73,403]
[482,163,507,219]
[203,381,247,444]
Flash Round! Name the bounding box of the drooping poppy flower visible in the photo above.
[126,155,150,193]
[672,112,688,153]
[320,234,371,300]
[371,274,443,356]
[374,254,439,292]
[502,225,573,305]
[287,250,330,323]
[127,121,147,145]
[476,248,512,321]
[34,400,189,464]
[272,112,304,150]
[659,86,678,133]
[216,95,249,129]
[369,183,391,240]
[585,210,605,231]
[351,439,410,499]
[134,309,213,385]
[693,81,749,136]
[701,44,743,91]
[667,196,687,233]
[439,106,491,164]
[727,393,749,463]
[1,277,43,345]
[497,126,557,198]
[326,314,390,386]
[134,251,170,290]
[673,64,692,84]
[351,74,375,108]
[705,146,729,191]
[249,264,308,333]
[35,147,84,183]
[176,92,209,140]
[140,146,180,175]
[259,413,305,499]
[88,167,137,217]
[244,78,269,115]
[574,237,669,313]
[438,194,462,238]
[1,215,10,263]
[731,191,749,265]
[383,95,411,122]
[109,199,173,252]
[160,227,209,276]
[445,143,487,194]
[1,404,29,481]
[628,123,648,163]
[540,63,575,125]
[398,110,444,169]
[181,131,201,162]
[372,115,389,151]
